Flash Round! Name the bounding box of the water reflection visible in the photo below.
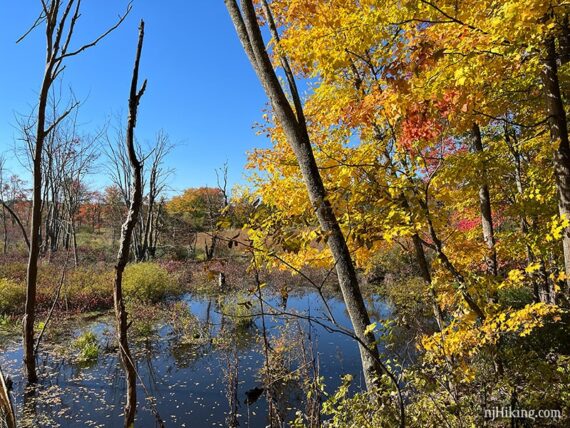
[0,289,391,427]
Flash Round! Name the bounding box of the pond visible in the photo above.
[0,289,391,427]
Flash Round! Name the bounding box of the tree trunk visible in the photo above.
[2,204,8,254]
[412,233,445,330]
[71,220,78,268]
[224,0,383,391]
[23,56,54,384]
[0,365,16,428]
[419,197,486,320]
[543,36,570,298]
[472,123,498,276]
[0,201,29,249]
[113,20,147,428]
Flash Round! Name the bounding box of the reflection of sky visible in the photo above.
[0,290,391,427]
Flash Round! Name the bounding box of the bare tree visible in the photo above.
[20,0,131,384]
[224,0,385,392]
[21,100,99,264]
[105,127,172,261]
[59,119,99,266]
[113,19,147,427]
[0,157,30,252]
[138,131,172,260]
[202,161,231,260]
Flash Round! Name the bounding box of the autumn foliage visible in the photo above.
[242,0,570,425]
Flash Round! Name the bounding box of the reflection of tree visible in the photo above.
[168,341,211,370]
[221,339,239,428]
[21,386,38,428]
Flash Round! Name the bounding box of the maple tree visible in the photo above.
[236,0,570,425]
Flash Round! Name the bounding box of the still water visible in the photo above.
[0,290,390,427]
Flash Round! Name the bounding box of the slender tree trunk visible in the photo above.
[411,233,445,330]
[0,201,29,249]
[71,220,78,268]
[141,196,154,260]
[24,57,54,383]
[419,198,486,320]
[472,123,498,276]
[543,36,570,298]
[0,365,16,428]
[113,20,147,428]
[224,0,383,391]
[1,205,7,254]
[395,187,445,330]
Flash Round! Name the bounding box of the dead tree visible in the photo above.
[138,131,172,261]
[0,158,29,254]
[0,157,8,254]
[0,163,30,251]
[20,0,130,384]
[224,0,384,391]
[105,127,171,261]
[113,20,147,428]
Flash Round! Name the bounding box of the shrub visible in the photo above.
[0,278,26,314]
[73,331,99,362]
[64,266,114,311]
[0,262,27,282]
[123,262,181,303]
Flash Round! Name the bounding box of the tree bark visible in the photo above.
[543,36,570,297]
[0,200,29,249]
[22,0,130,384]
[418,197,486,320]
[0,365,15,428]
[113,20,147,428]
[23,44,54,385]
[224,0,383,391]
[472,123,498,276]
[411,233,445,330]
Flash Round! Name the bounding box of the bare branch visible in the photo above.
[56,2,132,60]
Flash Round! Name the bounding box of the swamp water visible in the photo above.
[0,290,391,427]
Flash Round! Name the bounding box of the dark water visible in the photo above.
[0,290,391,427]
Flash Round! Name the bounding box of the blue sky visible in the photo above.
[0,0,272,195]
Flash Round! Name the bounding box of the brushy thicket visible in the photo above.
[0,261,186,314]
[123,262,185,303]
[0,278,26,314]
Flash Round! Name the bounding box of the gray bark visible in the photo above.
[113,20,147,427]
[543,36,570,298]
[22,0,129,383]
[224,0,383,391]
[472,123,498,276]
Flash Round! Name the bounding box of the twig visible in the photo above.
[34,252,70,354]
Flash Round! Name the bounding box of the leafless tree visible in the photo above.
[20,0,131,384]
[113,19,147,427]
[105,126,172,261]
[0,157,30,252]
[18,99,99,264]
[138,131,172,260]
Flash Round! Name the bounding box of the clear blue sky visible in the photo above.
[0,0,271,195]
